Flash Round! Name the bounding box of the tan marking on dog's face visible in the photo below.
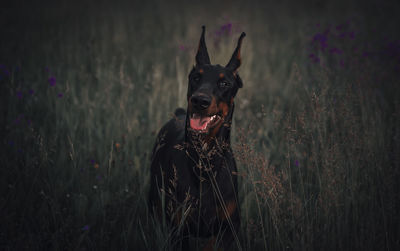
[202,100,229,141]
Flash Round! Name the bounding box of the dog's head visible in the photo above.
[187,26,245,138]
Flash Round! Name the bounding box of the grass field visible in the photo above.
[1,0,399,250]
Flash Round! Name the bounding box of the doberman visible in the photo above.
[149,26,245,251]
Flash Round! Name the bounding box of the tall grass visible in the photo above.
[1,0,399,250]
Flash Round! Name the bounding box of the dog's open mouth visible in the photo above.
[189,113,222,133]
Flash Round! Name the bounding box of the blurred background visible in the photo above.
[1,0,399,250]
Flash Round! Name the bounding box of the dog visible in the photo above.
[149,26,245,250]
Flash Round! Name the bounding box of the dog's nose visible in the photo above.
[191,94,211,110]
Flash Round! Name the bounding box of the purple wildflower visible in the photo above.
[48,76,56,86]
[29,89,35,95]
[313,33,328,51]
[90,159,95,164]
[339,60,345,67]
[57,93,63,98]
[221,23,232,34]
[14,114,24,124]
[178,44,185,51]
[309,54,320,63]
[82,225,90,231]
[313,33,327,43]
[17,91,23,99]
[329,47,343,54]
[386,41,400,57]
[216,23,233,38]
[45,67,49,72]
[295,160,299,167]
[0,64,9,75]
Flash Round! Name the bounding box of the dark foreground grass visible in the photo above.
[1,0,399,250]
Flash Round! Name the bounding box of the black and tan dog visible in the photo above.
[149,26,245,250]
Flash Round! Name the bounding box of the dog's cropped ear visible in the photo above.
[195,26,211,66]
[226,32,246,72]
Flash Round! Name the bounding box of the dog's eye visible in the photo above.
[192,75,201,82]
[218,81,230,88]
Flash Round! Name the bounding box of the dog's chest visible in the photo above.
[172,148,236,219]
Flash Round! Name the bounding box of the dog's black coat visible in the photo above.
[149,26,245,250]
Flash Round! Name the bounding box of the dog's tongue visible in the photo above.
[190,114,211,131]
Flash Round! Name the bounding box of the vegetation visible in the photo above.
[1,0,399,250]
